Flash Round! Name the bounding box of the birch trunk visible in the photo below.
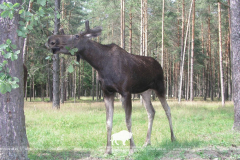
[218,1,225,107]
[178,0,193,102]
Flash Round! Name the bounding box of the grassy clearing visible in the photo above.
[25,98,240,159]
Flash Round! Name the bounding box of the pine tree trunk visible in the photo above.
[227,0,232,101]
[129,12,132,54]
[144,0,148,56]
[180,0,185,66]
[60,58,65,104]
[48,60,53,101]
[140,0,147,56]
[208,5,213,101]
[121,0,125,49]
[92,68,95,100]
[33,74,35,100]
[52,0,61,109]
[161,0,165,66]
[230,0,240,131]
[78,60,81,99]
[218,1,225,107]
[74,66,76,103]
[0,0,28,158]
[187,24,191,101]
[96,71,99,101]
[190,0,195,101]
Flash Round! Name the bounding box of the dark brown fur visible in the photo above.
[46,21,175,154]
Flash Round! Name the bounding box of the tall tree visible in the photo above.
[121,0,125,49]
[231,0,240,131]
[218,1,225,107]
[60,57,65,104]
[92,67,94,100]
[190,0,195,101]
[161,0,165,66]
[0,0,28,158]
[140,0,147,56]
[52,0,61,109]
[178,0,193,102]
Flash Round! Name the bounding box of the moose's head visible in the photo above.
[46,20,102,55]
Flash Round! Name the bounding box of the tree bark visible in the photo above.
[230,0,240,131]
[178,0,193,102]
[144,0,148,56]
[208,5,213,101]
[22,0,33,64]
[190,0,195,101]
[92,68,95,100]
[74,66,76,103]
[0,0,28,158]
[129,12,132,54]
[161,0,165,66]
[180,0,185,66]
[78,60,81,99]
[121,0,125,49]
[52,0,61,109]
[60,58,65,104]
[218,1,225,107]
[140,0,147,56]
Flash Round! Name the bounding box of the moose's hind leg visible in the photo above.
[156,92,176,142]
[141,89,155,146]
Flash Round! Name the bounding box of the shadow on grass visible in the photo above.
[28,150,91,160]
[133,139,202,160]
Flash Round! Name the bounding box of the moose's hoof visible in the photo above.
[129,146,136,155]
[143,140,151,147]
[171,136,176,142]
[104,147,112,155]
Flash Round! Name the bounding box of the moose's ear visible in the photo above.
[84,26,102,38]
[59,28,65,35]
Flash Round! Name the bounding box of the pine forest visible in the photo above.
[21,0,232,104]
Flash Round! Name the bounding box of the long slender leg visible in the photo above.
[156,93,176,142]
[104,93,114,155]
[141,89,155,146]
[122,92,136,154]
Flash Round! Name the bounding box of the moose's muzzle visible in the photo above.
[51,47,60,54]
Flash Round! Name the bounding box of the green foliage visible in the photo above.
[0,2,20,19]
[37,0,46,6]
[0,39,20,94]
[67,60,79,73]
[0,0,49,94]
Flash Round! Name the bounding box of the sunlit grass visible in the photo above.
[25,98,240,159]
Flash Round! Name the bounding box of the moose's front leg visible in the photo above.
[122,92,136,154]
[104,93,114,155]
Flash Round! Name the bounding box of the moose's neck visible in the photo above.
[78,40,107,71]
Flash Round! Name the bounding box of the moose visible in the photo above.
[46,20,175,154]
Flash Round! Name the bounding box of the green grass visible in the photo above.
[25,98,240,159]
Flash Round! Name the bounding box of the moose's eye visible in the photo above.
[75,35,79,39]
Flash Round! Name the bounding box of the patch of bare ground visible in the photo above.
[160,146,240,160]
[78,158,113,160]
